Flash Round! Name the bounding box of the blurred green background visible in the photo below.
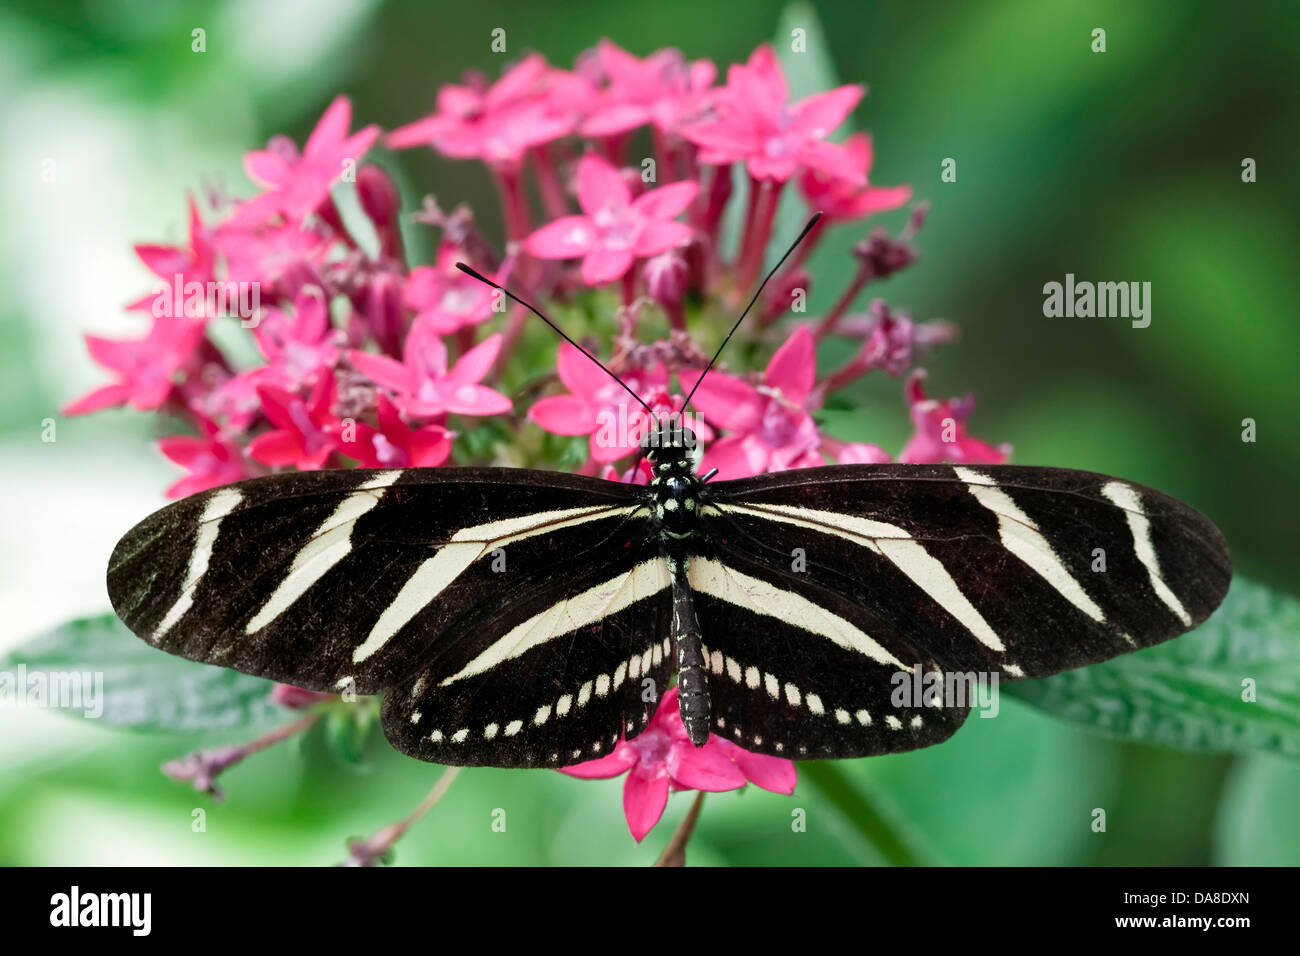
[1,0,1297,865]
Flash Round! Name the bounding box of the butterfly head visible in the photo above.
[640,417,697,470]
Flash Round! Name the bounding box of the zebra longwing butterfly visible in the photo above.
[105,217,1231,768]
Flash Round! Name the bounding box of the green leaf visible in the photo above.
[1214,754,1300,865]
[4,614,280,733]
[1007,577,1300,758]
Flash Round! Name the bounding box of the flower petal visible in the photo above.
[763,324,816,404]
[556,341,612,400]
[304,96,351,157]
[580,247,634,286]
[448,333,502,385]
[561,746,637,779]
[678,369,762,432]
[347,350,411,394]
[623,764,671,842]
[524,216,597,260]
[631,181,700,221]
[576,154,631,217]
[788,85,863,141]
[62,382,130,416]
[666,740,748,792]
[528,394,596,435]
[712,738,797,793]
[633,221,693,258]
[701,433,767,480]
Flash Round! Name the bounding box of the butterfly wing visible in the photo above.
[702,463,1230,682]
[108,466,677,766]
[687,537,971,760]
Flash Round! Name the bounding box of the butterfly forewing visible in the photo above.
[702,463,1231,682]
[107,468,648,698]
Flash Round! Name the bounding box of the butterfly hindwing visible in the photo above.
[381,548,676,767]
[685,541,970,760]
[703,463,1231,681]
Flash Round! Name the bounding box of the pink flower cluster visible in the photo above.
[68,41,1010,840]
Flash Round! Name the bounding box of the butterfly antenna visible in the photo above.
[682,211,823,409]
[455,262,655,416]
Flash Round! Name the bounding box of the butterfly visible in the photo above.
[107,215,1231,768]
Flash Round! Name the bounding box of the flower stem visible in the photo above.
[815,261,871,341]
[736,177,785,296]
[343,766,462,866]
[532,145,570,221]
[492,166,532,246]
[653,791,706,867]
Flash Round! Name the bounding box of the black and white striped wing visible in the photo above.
[107,467,669,767]
[703,463,1231,683]
[689,542,971,760]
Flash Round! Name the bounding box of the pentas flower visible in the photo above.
[237,96,380,226]
[899,371,1010,465]
[683,45,863,183]
[799,132,912,221]
[562,688,796,842]
[683,325,824,480]
[216,219,334,292]
[348,324,511,419]
[524,154,697,285]
[343,393,454,469]
[529,342,711,463]
[189,366,273,434]
[64,315,205,415]
[387,53,572,167]
[403,243,498,335]
[580,40,716,137]
[253,287,339,390]
[248,375,340,471]
[158,417,249,499]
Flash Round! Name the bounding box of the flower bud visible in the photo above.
[644,250,688,307]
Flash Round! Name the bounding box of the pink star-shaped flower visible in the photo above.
[184,365,275,434]
[128,196,215,315]
[63,316,206,415]
[562,687,796,842]
[899,370,1011,465]
[347,324,511,420]
[682,325,825,480]
[247,375,340,471]
[386,54,572,167]
[237,96,380,225]
[158,417,249,499]
[215,220,333,291]
[340,393,454,469]
[524,154,698,286]
[253,287,339,390]
[682,45,864,184]
[580,41,716,137]
[799,132,912,221]
[528,342,711,463]
[403,243,498,335]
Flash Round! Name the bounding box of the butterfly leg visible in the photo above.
[670,556,711,746]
